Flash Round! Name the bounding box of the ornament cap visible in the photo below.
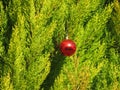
[66,36,69,39]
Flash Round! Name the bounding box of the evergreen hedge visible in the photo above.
[0,0,120,90]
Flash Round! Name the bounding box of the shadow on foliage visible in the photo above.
[0,57,13,77]
[1,0,16,53]
[40,38,66,90]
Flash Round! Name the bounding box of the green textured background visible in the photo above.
[0,0,120,90]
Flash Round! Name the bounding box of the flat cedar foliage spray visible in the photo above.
[0,0,120,90]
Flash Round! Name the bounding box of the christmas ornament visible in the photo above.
[60,39,76,56]
[59,20,76,56]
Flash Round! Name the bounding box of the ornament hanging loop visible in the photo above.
[65,20,69,39]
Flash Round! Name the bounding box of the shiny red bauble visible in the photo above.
[60,39,76,56]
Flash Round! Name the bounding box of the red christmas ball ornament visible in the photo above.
[60,39,76,56]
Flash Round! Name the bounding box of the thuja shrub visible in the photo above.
[0,0,120,90]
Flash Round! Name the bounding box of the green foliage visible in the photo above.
[0,1,9,90]
[0,0,120,90]
[0,0,55,90]
[0,1,5,57]
[42,0,120,90]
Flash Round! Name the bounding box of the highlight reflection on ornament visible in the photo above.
[60,39,76,56]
